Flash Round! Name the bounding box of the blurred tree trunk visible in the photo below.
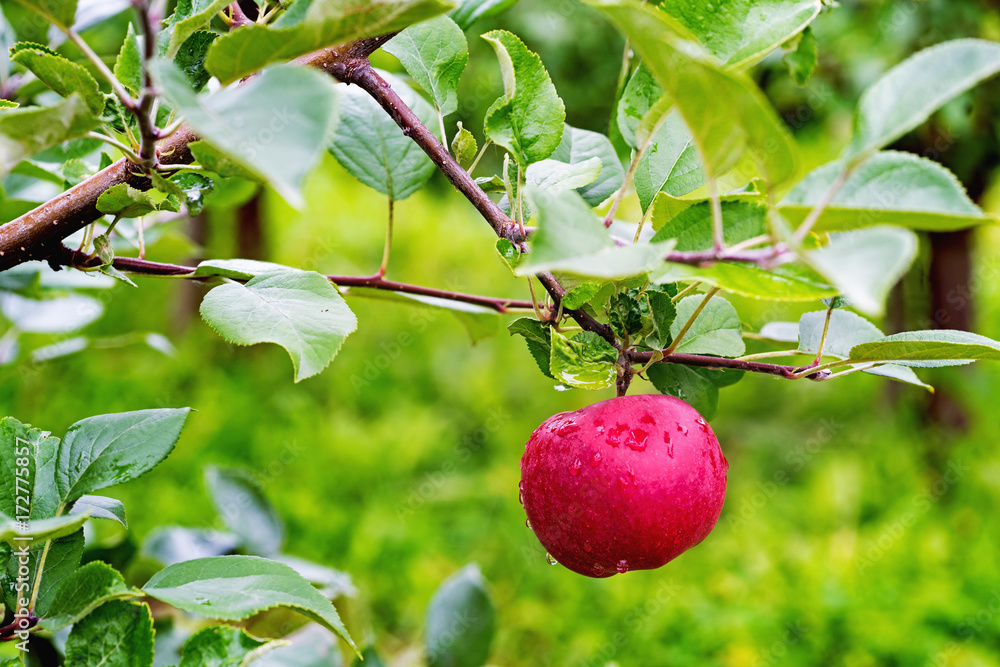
[236,193,266,261]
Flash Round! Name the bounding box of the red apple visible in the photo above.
[519,394,728,578]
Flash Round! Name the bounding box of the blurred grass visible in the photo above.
[2,152,1000,666]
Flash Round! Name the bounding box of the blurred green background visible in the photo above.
[4,0,1000,665]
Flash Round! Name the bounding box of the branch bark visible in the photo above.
[56,247,535,313]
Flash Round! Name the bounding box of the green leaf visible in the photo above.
[589,0,797,187]
[426,564,496,667]
[549,329,617,390]
[205,0,457,84]
[154,61,338,207]
[451,122,478,164]
[142,555,357,653]
[662,0,821,68]
[617,62,662,149]
[482,30,565,166]
[808,226,918,316]
[562,282,603,310]
[848,330,1000,365]
[175,30,218,92]
[56,408,191,504]
[517,188,674,279]
[783,26,818,86]
[795,309,931,390]
[69,495,127,527]
[205,466,284,557]
[10,43,104,115]
[449,0,518,30]
[670,294,744,357]
[165,0,230,58]
[0,513,88,548]
[114,23,142,95]
[653,262,837,302]
[645,287,676,348]
[551,124,625,207]
[96,184,161,218]
[199,269,358,382]
[329,72,437,199]
[193,259,299,281]
[384,16,467,117]
[845,39,1000,160]
[64,601,154,667]
[507,317,553,379]
[525,157,601,193]
[42,561,144,631]
[780,151,989,233]
[651,199,765,251]
[179,626,281,667]
[634,110,705,212]
[0,95,98,177]
[8,0,77,29]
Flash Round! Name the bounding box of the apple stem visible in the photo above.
[616,351,634,397]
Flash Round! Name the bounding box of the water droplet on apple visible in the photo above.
[677,423,688,435]
[626,428,648,451]
[616,559,629,574]
[546,552,558,565]
[557,420,580,437]
[696,417,710,433]
[526,518,532,529]
[569,458,582,476]
[590,452,603,467]
[594,419,605,435]
[607,423,628,447]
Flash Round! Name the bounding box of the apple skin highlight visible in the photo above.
[520,394,728,578]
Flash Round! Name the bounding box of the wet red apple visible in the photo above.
[519,394,728,578]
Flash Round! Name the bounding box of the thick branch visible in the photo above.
[56,248,533,313]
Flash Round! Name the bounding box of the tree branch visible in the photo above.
[55,248,534,313]
[629,348,832,381]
